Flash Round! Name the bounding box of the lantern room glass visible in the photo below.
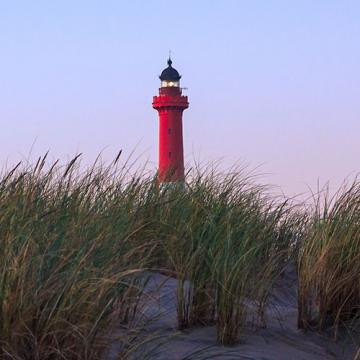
[161,80,180,88]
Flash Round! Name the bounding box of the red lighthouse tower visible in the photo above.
[153,58,189,184]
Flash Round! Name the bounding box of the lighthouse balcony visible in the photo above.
[152,95,189,110]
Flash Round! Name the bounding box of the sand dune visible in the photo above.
[108,266,358,360]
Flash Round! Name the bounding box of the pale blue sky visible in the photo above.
[0,0,359,196]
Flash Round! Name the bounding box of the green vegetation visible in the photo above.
[298,181,360,338]
[156,170,296,344]
[0,154,358,358]
[0,154,158,359]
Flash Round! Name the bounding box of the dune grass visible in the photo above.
[0,154,358,358]
[298,181,360,339]
[0,155,157,359]
[150,168,298,344]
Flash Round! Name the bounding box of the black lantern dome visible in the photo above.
[159,58,181,81]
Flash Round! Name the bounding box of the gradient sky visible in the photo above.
[0,0,359,197]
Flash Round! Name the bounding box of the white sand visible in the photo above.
[108,267,358,359]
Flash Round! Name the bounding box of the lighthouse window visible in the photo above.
[168,128,172,134]
[161,80,180,87]
[169,152,172,158]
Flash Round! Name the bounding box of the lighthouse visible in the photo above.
[153,58,189,184]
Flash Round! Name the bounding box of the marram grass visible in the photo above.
[0,154,358,358]
[0,155,157,359]
[151,167,298,344]
[298,181,360,339]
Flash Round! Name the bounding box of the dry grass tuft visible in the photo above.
[0,155,157,359]
[298,180,360,339]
